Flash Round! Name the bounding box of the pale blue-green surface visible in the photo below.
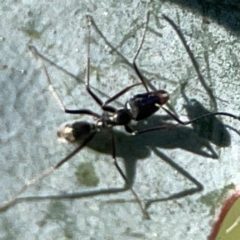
[0,1,240,239]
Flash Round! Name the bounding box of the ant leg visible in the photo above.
[85,15,105,107]
[0,132,96,212]
[29,46,101,118]
[110,130,150,219]
[145,148,203,209]
[28,46,85,84]
[86,16,140,110]
[102,82,142,107]
[86,12,150,108]
[86,15,132,70]
[86,15,148,112]
[124,125,135,134]
[132,107,239,135]
[29,45,123,108]
[162,14,217,111]
[131,102,239,135]
[160,67,239,125]
[85,15,120,114]
[0,132,149,218]
[132,11,150,93]
[161,106,240,125]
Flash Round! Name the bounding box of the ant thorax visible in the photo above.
[100,110,132,127]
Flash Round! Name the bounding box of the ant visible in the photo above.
[1,13,239,219]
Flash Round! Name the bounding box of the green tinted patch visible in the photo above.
[75,162,99,187]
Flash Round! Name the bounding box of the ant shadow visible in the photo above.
[155,0,240,35]
[6,96,232,213]
[87,98,231,206]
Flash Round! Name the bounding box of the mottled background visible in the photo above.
[1,0,240,239]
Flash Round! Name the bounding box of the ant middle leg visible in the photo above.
[85,15,117,113]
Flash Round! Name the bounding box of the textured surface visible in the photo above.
[1,1,240,239]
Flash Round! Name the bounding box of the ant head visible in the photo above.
[155,90,169,105]
[57,121,95,143]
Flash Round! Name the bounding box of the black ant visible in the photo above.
[1,13,239,219]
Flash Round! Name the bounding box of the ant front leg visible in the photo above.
[85,15,117,113]
[132,11,150,93]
